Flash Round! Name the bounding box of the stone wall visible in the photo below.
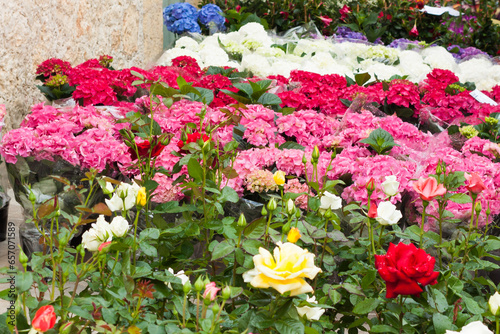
[0,0,164,130]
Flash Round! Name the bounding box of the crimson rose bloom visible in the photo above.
[177,132,210,149]
[129,139,165,160]
[375,242,439,298]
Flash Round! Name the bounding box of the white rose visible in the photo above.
[375,201,402,225]
[489,291,500,315]
[114,182,141,211]
[296,296,325,321]
[166,268,190,289]
[381,175,399,197]
[92,215,112,242]
[110,216,129,238]
[81,229,100,252]
[320,191,342,211]
[105,194,123,212]
[445,321,493,334]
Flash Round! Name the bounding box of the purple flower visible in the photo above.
[388,38,421,50]
[447,45,489,60]
[334,26,368,42]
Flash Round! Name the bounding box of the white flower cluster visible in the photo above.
[105,181,141,212]
[81,215,129,252]
[157,22,500,90]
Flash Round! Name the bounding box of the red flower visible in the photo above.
[32,305,56,332]
[412,177,446,201]
[280,11,289,20]
[177,132,210,150]
[375,242,439,298]
[366,177,376,192]
[465,172,486,195]
[319,15,333,27]
[368,202,377,218]
[235,5,241,12]
[378,11,384,19]
[339,5,351,21]
[410,23,419,37]
[129,139,165,160]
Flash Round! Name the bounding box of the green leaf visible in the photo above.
[68,305,93,320]
[275,319,305,334]
[187,158,203,182]
[370,325,399,333]
[140,242,157,257]
[448,193,472,204]
[355,72,371,86]
[433,313,453,334]
[279,141,305,150]
[16,272,33,292]
[139,228,160,241]
[212,240,235,260]
[242,239,264,255]
[233,83,254,97]
[220,186,239,203]
[257,93,282,106]
[352,298,381,314]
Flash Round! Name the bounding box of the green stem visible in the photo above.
[496,317,499,334]
[419,201,429,249]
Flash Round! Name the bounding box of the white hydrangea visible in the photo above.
[174,36,200,51]
[421,46,457,71]
[198,44,230,67]
[362,62,402,81]
[457,58,494,90]
[221,39,250,55]
[241,54,273,77]
[157,48,203,67]
[396,50,431,82]
[269,59,301,77]
[255,46,286,58]
[366,45,401,65]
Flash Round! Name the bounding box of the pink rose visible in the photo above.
[203,282,220,301]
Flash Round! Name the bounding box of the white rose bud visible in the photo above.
[296,296,325,321]
[375,201,402,226]
[110,216,129,238]
[286,198,296,215]
[445,321,493,334]
[105,194,123,212]
[319,191,342,211]
[81,229,100,252]
[381,175,399,197]
[92,215,112,242]
[489,291,500,316]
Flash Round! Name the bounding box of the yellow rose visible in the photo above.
[287,227,301,243]
[273,170,286,186]
[243,242,321,296]
[136,187,147,207]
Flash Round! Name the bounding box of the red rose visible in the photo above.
[129,139,165,160]
[368,202,377,218]
[465,172,486,195]
[375,242,439,298]
[178,132,210,150]
[32,305,56,332]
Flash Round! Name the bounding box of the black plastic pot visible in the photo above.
[0,192,11,242]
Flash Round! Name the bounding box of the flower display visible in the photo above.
[31,305,56,332]
[375,242,439,298]
[243,242,322,296]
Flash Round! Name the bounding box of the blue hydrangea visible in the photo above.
[163,3,198,28]
[171,18,201,34]
[198,4,225,31]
